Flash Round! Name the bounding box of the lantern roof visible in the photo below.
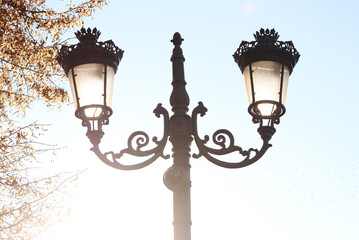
[233,28,300,74]
[57,27,124,75]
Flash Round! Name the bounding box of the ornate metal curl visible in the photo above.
[90,103,170,170]
[191,102,273,169]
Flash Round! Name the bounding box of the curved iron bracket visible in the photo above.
[191,102,274,169]
[90,103,170,170]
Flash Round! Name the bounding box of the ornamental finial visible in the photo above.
[253,28,279,46]
[171,32,184,46]
[75,27,101,44]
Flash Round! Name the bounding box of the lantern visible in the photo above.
[57,28,123,130]
[233,28,300,125]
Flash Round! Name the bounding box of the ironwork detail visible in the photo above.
[248,100,285,127]
[90,103,170,170]
[191,102,274,168]
[233,28,300,73]
[57,27,124,75]
[83,30,281,171]
[163,165,190,191]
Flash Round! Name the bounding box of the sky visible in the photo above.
[28,0,359,239]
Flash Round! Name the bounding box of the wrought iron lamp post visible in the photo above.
[57,27,299,240]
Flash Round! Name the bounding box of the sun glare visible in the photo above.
[243,3,256,16]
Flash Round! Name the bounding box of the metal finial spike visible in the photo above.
[75,27,101,44]
[253,28,279,42]
[171,32,184,46]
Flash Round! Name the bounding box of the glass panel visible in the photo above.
[68,68,79,109]
[281,66,290,105]
[243,65,254,104]
[106,66,115,108]
[68,63,115,118]
[243,61,289,117]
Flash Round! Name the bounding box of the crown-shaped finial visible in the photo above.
[75,27,101,44]
[254,28,279,45]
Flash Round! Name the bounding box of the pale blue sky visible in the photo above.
[34,0,359,239]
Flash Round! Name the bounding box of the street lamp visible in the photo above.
[57,27,300,240]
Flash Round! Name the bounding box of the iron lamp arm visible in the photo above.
[88,103,170,170]
[191,102,274,169]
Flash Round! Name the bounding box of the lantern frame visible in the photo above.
[57,28,123,131]
[233,28,300,125]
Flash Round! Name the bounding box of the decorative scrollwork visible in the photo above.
[62,27,124,59]
[191,102,274,169]
[233,28,300,61]
[127,131,150,152]
[90,103,170,170]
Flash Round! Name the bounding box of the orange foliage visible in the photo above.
[0,1,107,239]
[0,0,107,117]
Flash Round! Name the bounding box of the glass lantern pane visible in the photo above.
[68,63,115,118]
[243,65,254,104]
[106,66,115,108]
[243,61,289,117]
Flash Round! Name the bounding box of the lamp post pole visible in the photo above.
[165,32,192,240]
[57,28,300,240]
